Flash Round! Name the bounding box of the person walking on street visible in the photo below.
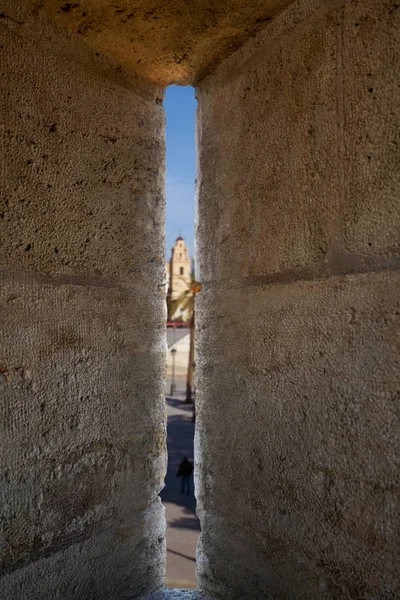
[177,456,194,496]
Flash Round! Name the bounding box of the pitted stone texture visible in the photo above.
[1,502,165,600]
[0,274,166,569]
[196,0,340,283]
[0,5,167,599]
[195,0,400,597]
[196,272,400,599]
[342,0,400,256]
[196,0,400,285]
[17,0,294,86]
[0,274,167,598]
[1,1,165,283]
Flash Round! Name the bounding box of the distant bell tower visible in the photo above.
[168,236,191,319]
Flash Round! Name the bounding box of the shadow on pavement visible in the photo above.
[161,397,199,528]
[166,397,194,413]
[167,548,196,562]
[167,328,190,348]
[167,514,201,531]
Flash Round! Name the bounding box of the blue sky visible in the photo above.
[164,85,197,260]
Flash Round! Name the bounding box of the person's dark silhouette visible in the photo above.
[176,456,194,496]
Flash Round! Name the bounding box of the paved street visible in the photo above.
[161,333,199,590]
[167,327,191,348]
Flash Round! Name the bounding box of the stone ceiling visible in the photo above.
[24,0,294,86]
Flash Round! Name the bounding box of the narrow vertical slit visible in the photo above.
[161,85,200,590]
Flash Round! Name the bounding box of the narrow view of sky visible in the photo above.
[165,85,197,259]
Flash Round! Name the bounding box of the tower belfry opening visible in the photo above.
[167,236,192,321]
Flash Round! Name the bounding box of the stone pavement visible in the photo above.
[160,388,199,590]
[137,590,212,600]
[167,327,191,349]
[166,332,192,393]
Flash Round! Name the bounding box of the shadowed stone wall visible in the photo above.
[195,0,400,598]
[0,3,167,598]
[18,0,294,86]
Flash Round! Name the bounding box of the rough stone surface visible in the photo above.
[2,503,165,600]
[196,0,400,284]
[197,0,339,282]
[1,1,165,281]
[196,272,399,599]
[17,0,294,86]
[195,0,400,598]
[0,3,167,598]
[342,0,400,256]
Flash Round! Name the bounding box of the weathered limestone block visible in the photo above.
[196,0,339,282]
[342,0,400,256]
[196,0,400,284]
[196,272,399,598]
[195,0,400,597]
[17,0,295,86]
[0,2,167,598]
[1,504,164,600]
[1,1,165,280]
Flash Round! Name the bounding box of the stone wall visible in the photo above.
[195,0,400,598]
[0,3,167,599]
